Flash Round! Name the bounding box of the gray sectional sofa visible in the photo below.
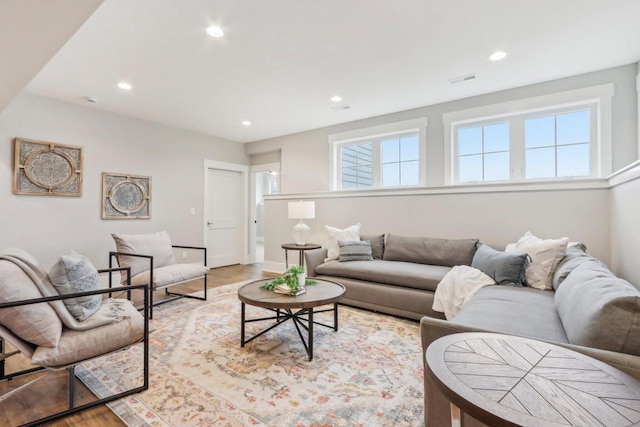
[305,234,640,427]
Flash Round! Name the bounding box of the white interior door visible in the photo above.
[206,168,243,267]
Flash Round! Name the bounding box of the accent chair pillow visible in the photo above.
[471,244,529,287]
[49,250,102,322]
[325,223,361,261]
[505,231,568,290]
[360,234,385,260]
[112,230,177,282]
[338,240,373,262]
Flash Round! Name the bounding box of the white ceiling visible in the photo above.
[25,0,640,143]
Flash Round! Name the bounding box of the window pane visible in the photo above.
[557,110,590,145]
[400,161,419,185]
[400,135,419,161]
[459,127,482,155]
[382,163,400,186]
[526,147,556,179]
[484,123,509,152]
[557,144,590,177]
[484,152,510,181]
[459,155,482,182]
[382,138,399,163]
[525,116,555,148]
[356,143,372,165]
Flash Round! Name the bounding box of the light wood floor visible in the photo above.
[0,264,276,427]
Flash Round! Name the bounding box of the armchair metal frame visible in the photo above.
[0,267,149,427]
[109,245,207,319]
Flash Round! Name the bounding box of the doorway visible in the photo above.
[203,160,249,268]
[250,163,280,263]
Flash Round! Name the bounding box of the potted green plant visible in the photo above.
[260,266,317,296]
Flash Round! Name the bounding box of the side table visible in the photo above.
[281,243,321,269]
[426,332,640,427]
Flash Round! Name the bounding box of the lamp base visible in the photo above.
[293,220,311,245]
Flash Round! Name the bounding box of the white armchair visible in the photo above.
[110,230,209,319]
[0,248,149,426]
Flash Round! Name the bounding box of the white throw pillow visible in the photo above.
[325,224,361,261]
[506,231,568,290]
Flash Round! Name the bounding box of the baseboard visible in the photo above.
[262,261,286,274]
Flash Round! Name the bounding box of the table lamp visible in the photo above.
[288,201,315,245]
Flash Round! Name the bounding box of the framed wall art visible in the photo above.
[13,138,83,196]
[102,172,151,220]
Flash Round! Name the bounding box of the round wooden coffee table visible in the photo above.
[238,278,345,361]
[426,332,640,427]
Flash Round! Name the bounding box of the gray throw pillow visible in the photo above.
[338,240,373,262]
[471,244,529,287]
[360,234,385,259]
[49,250,102,322]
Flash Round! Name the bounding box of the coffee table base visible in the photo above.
[240,303,339,361]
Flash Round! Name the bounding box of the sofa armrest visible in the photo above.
[305,248,327,276]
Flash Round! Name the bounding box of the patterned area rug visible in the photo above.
[77,282,425,426]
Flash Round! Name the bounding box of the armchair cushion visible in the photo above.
[31,299,145,367]
[131,263,209,289]
[49,250,102,322]
[112,230,177,280]
[0,260,62,347]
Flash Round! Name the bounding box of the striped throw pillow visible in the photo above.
[338,240,373,262]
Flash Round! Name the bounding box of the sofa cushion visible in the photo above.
[552,245,601,290]
[506,231,568,290]
[31,299,145,367]
[451,285,569,344]
[383,235,479,267]
[130,263,209,289]
[471,244,528,287]
[360,234,385,260]
[49,250,102,322]
[324,224,361,261]
[0,260,63,347]
[315,259,450,292]
[112,230,177,281]
[555,262,640,355]
[338,240,373,262]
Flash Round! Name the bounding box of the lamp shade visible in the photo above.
[288,201,315,220]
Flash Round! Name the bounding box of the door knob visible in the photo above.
[207,221,213,226]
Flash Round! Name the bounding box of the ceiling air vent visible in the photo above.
[331,105,351,112]
[449,73,477,84]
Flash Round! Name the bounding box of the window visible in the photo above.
[330,118,427,190]
[341,142,373,188]
[457,122,510,183]
[444,84,613,185]
[525,110,590,179]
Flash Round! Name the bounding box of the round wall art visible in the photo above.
[13,138,83,196]
[102,172,151,219]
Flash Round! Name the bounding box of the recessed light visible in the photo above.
[242,121,251,126]
[117,82,132,90]
[206,26,224,38]
[330,95,342,103]
[489,51,507,61]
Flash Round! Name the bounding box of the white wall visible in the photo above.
[610,168,640,285]
[0,93,248,268]
[247,64,638,193]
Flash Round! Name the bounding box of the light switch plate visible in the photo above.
[190,208,196,215]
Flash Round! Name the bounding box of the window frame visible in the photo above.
[443,84,613,186]
[329,117,428,190]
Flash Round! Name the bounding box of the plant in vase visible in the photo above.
[260,265,318,296]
